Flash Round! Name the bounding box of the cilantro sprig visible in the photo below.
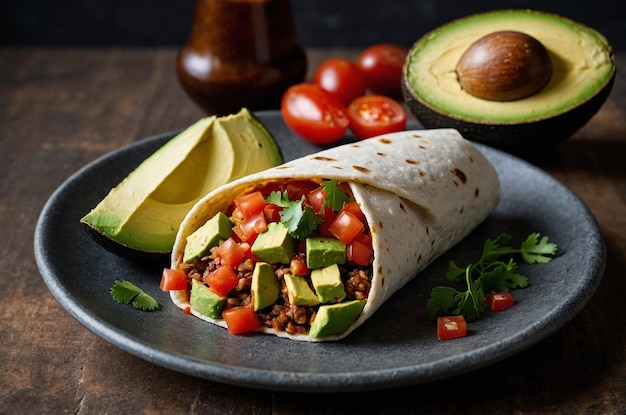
[266,190,322,239]
[265,180,351,240]
[426,233,558,321]
[111,280,160,311]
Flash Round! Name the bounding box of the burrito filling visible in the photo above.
[174,179,373,337]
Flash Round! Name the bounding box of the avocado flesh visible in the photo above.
[80,108,283,257]
[404,10,615,124]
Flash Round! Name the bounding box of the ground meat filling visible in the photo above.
[180,249,373,335]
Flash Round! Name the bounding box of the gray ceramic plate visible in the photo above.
[34,111,605,392]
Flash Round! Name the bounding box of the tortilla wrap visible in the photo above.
[170,129,500,341]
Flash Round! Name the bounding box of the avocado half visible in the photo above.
[402,9,616,146]
[80,108,283,262]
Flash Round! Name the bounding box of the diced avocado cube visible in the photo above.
[310,264,346,303]
[251,222,294,264]
[189,279,226,319]
[183,212,232,263]
[309,300,366,338]
[251,262,280,311]
[284,274,320,307]
[305,236,346,269]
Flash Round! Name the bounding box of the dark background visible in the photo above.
[2,0,625,50]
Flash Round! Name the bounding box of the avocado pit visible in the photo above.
[456,30,553,101]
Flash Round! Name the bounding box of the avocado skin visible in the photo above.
[402,71,616,147]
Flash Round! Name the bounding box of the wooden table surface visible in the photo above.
[2,47,625,414]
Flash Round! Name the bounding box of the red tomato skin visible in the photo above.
[347,95,407,139]
[204,265,239,297]
[340,201,366,222]
[281,83,349,144]
[437,315,468,340]
[222,306,260,334]
[486,291,515,312]
[290,255,310,276]
[216,238,250,267]
[234,191,266,218]
[313,58,368,105]
[348,233,374,266]
[160,268,188,291]
[306,186,327,213]
[328,210,364,244]
[356,43,408,97]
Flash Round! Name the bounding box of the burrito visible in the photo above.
[168,129,500,341]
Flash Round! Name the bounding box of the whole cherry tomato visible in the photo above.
[281,83,350,145]
[346,95,407,139]
[313,58,368,106]
[357,43,408,97]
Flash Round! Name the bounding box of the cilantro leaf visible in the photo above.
[320,180,351,212]
[111,280,159,311]
[426,233,557,322]
[266,191,322,240]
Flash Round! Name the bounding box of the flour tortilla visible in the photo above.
[170,129,500,341]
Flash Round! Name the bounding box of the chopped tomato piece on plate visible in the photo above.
[486,291,515,312]
[437,315,467,340]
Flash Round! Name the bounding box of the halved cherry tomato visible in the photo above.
[160,268,188,291]
[203,265,239,297]
[348,232,373,266]
[437,315,467,340]
[347,95,407,139]
[356,43,408,97]
[313,58,368,106]
[234,191,266,218]
[216,238,250,267]
[281,83,350,144]
[486,291,515,312]
[222,306,260,334]
[328,210,364,244]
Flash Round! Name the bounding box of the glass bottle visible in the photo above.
[176,0,307,115]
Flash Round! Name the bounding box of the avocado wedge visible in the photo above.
[80,108,283,261]
[402,9,616,146]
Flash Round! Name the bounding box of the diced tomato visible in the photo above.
[203,265,239,297]
[230,206,245,224]
[233,211,267,243]
[290,255,310,276]
[486,291,515,312]
[216,238,250,267]
[222,306,260,334]
[328,210,364,244]
[263,203,282,223]
[348,232,373,266]
[286,181,318,201]
[234,191,266,218]
[160,268,188,291]
[437,315,467,340]
[318,206,336,237]
[307,186,327,213]
[340,201,366,222]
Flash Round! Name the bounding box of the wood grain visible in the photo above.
[1,47,625,414]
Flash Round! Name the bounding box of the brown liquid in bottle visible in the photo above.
[176,0,307,115]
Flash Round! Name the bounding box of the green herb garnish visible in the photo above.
[111,280,160,311]
[320,180,350,212]
[426,233,558,321]
[266,190,322,240]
